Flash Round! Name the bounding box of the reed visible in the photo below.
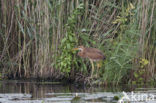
[0,0,155,85]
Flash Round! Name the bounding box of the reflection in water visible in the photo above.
[0,80,156,103]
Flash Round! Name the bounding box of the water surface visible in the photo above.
[0,80,156,103]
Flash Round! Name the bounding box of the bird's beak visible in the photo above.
[72,48,79,51]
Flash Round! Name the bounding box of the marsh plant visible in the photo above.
[0,0,155,85]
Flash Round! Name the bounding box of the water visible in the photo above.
[0,80,156,103]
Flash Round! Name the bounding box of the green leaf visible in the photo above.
[134,72,139,78]
[67,43,71,49]
[69,35,73,42]
[61,38,67,44]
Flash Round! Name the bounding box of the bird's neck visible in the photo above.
[79,48,83,51]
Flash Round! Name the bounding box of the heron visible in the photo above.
[73,46,105,78]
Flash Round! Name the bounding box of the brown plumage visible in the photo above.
[75,46,105,61]
[73,45,105,78]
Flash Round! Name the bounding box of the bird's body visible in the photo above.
[77,47,105,61]
[73,46,105,78]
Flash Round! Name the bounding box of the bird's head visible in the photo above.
[73,45,84,51]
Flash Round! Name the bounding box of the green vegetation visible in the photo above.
[0,0,155,85]
[102,2,139,85]
[56,4,84,75]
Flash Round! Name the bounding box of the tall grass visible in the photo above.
[0,0,155,85]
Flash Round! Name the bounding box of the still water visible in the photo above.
[0,80,156,103]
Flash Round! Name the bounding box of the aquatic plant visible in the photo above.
[0,0,155,85]
[56,4,84,76]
